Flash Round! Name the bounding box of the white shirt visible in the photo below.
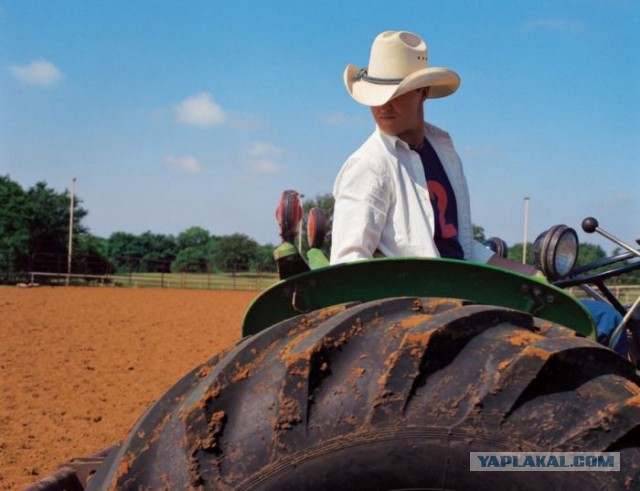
[330,122,494,265]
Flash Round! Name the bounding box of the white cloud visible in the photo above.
[245,142,284,174]
[248,159,282,174]
[172,92,227,127]
[522,18,586,34]
[247,141,285,158]
[8,59,64,87]
[165,155,202,174]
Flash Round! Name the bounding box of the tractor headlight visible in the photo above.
[533,225,579,280]
[483,237,508,258]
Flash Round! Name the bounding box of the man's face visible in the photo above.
[370,89,426,139]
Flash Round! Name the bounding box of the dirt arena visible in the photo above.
[0,286,257,490]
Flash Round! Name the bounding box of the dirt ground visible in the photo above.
[0,286,257,490]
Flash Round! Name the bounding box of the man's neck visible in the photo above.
[397,124,425,149]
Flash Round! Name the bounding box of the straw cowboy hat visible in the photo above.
[344,31,460,107]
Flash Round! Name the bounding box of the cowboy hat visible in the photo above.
[344,31,460,107]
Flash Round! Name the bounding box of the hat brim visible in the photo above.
[344,64,460,107]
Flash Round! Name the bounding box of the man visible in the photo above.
[331,30,534,274]
[330,30,627,355]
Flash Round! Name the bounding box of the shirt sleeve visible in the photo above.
[330,156,391,264]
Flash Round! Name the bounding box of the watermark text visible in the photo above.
[470,452,620,471]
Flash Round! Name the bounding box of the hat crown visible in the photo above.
[367,31,429,79]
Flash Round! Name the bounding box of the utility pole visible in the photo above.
[522,196,530,264]
[66,177,77,285]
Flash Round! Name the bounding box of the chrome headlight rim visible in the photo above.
[534,224,579,280]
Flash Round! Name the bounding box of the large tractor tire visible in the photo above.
[88,297,640,490]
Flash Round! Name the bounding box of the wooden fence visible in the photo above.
[26,270,279,291]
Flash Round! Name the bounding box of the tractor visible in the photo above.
[28,191,640,490]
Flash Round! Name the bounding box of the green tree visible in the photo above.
[137,232,177,272]
[506,242,534,265]
[74,235,112,275]
[612,247,640,285]
[177,226,212,249]
[107,231,177,273]
[107,231,178,273]
[0,176,29,276]
[253,243,277,272]
[171,227,216,272]
[171,246,210,273]
[107,232,141,272]
[0,176,89,277]
[576,243,606,268]
[212,234,260,272]
[27,182,87,254]
[473,225,486,243]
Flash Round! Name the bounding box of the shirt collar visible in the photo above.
[376,127,412,152]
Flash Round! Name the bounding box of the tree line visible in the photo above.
[1,175,637,283]
[0,176,279,281]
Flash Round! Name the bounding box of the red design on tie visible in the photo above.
[427,180,457,239]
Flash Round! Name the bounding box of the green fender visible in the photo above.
[242,258,595,338]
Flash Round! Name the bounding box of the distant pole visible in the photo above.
[66,178,77,285]
[522,197,530,264]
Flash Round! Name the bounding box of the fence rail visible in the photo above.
[110,271,278,291]
[26,270,279,291]
[566,285,640,305]
[11,252,279,291]
[29,271,112,285]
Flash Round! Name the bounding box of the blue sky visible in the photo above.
[1,1,638,253]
